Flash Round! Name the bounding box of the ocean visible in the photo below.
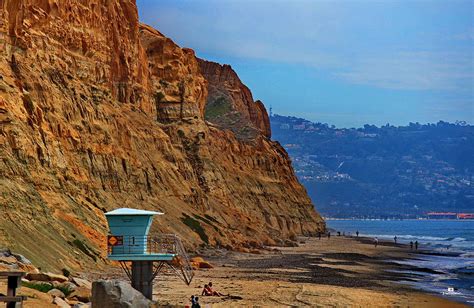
[327,219,474,305]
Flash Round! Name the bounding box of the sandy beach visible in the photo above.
[9,235,468,307]
[149,236,467,307]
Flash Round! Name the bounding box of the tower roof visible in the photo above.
[105,208,164,216]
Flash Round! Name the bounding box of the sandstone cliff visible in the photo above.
[199,59,271,140]
[0,0,324,271]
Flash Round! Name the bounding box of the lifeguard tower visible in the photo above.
[105,208,193,299]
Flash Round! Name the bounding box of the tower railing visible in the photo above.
[107,234,194,285]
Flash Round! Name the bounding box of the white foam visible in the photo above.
[361,233,448,241]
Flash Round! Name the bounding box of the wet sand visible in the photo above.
[152,236,467,307]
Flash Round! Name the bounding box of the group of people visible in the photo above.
[410,241,419,250]
[319,230,421,251]
[372,236,419,250]
[189,282,224,308]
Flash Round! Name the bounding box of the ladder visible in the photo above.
[173,235,194,285]
[149,234,194,285]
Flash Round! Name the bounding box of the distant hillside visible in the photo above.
[271,114,474,218]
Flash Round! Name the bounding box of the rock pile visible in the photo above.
[0,248,37,273]
[0,248,92,307]
[23,273,92,307]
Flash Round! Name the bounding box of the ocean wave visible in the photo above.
[361,233,449,241]
[446,237,467,242]
[360,234,472,246]
[453,267,474,276]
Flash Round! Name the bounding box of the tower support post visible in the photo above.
[131,261,154,300]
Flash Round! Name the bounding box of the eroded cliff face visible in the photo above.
[0,0,324,271]
[199,59,271,140]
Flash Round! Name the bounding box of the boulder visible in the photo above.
[68,299,80,306]
[68,286,91,303]
[91,280,152,308]
[190,257,213,269]
[26,272,68,283]
[47,288,65,298]
[197,261,213,269]
[0,255,17,265]
[53,296,70,308]
[0,248,11,256]
[0,249,38,273]
[190,257,204,264]
[52,281,77,291]
[72,277,92,289]
[12,253,33,265]
[25,280,53,288]
[18,263,39,273]
[73,303,91,308]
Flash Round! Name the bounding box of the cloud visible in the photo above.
[138,0,474,92]
[335,51,474,90]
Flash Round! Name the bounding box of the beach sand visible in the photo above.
[152,236,467,307]
[8,236,468,307]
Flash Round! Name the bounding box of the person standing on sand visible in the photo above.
[394,236,398,243]
[415,241,418,250]
[356,231,359,237]
[192,296,201,308]
[410,241,414,250]
[318,232,321,240]
[190,295,197,308]
[327,232,331,239]
[374,237,379,247]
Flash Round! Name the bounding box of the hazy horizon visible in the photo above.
[270,112,473,129]
[137,0,473,127]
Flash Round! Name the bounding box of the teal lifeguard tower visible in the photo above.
[105,208,193,299]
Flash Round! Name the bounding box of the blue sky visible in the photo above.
[136,0,473,127]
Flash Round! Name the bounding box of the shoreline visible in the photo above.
[149,236,469,307]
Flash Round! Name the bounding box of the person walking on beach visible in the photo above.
[415,241,418,250]
[327,232,331,239]
[374,237,379,248]
[318,232,321,240]
[394,236,397,244]
[410,241,414,250]
[356,231,359,237]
